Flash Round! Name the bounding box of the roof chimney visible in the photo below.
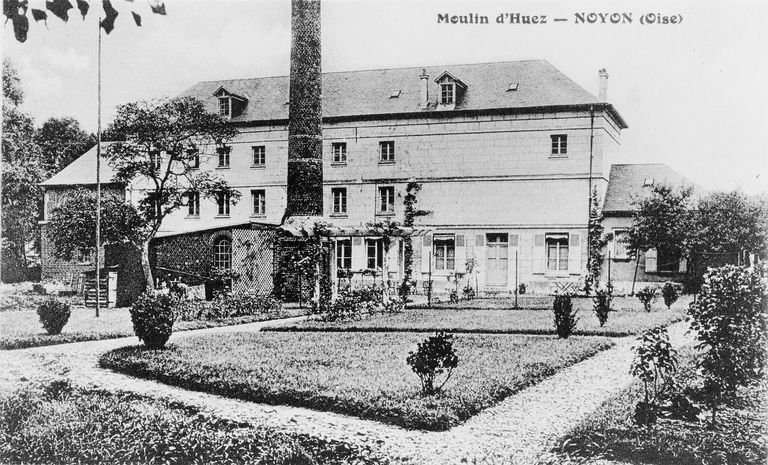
[598,68,609,102]
[419,68,429,108]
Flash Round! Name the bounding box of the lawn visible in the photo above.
[410,295,693,312]
[549,348,768,465]
[0,305,302,350]
[0,379,384,464]
[100,331,614,431]
[267,307,687,337]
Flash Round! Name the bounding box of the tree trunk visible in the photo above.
[141,240,154,291]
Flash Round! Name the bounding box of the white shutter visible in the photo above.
[645,248,657,273]
[474,234,486,276]
[568,233,582,275]
[386,239,398,270]
[454,234,466,274]
[421,234,432,273]
[678,257,687,273]
[351,236,366,271]
[533,234,545,274]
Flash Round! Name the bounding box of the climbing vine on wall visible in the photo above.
[585,187,608,294]
[401,181,431,297]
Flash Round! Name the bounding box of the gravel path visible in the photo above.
[0,318,695,464]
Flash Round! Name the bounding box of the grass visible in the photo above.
[0,304,303,350]
[100,331,614,431]
[267,307,686,337]
[410,294,693,312]
[549,348,768,465]
[0,379,384,464]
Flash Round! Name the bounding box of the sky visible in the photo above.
[3,0,767,194]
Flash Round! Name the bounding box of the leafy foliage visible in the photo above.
[400,181,431,297]
[406,331,459,395]
[636,286,657,312]
[585,187,608,293]
[630,327,678,425]
[36,299,71,335]
[687,264,768,424]
[626,184,694,262]
[176,291,283,321]
[553,293,578,338]
[129,291,177,349]
[662,282,679,309]
[34,116,96,174]
[0,381,373,465]
[47,188,147,260]
[311,285,402,322]
[593,287,612,327]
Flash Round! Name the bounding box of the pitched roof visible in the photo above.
[603,164,695,214]
[178,60,627,127]
[40,142,119,187]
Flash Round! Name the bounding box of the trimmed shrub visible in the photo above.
[662,282,679,309]
[518,283,527,295]
[636,286,657,312]
[462,285,475,300]
[177,291,282,321]
[312,286,392,322]
[31,283,46,295]
[36,299,71,335]
[593,288,612,327]
[553,293,578,339]
[406,331,459,395]
[688,264,768,424]
[130,291,177,349]
[449,289,459,304]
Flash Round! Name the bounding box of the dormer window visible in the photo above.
[434,71,467,109]
[213,87,247,119]
[218,97,231,117]
[440,83,454,104]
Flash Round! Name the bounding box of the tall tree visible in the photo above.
[47,96,238,290]
[35,116,96,174]
[626,184,695,261]
[1,58,43,281]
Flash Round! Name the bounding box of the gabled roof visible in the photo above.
[603,164,695,214]
[434,71,468,88]
[40,142,119,187]
[212,86,247,101]
[178,60,627,128]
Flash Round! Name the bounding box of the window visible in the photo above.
[149,150,161,170]
[546,234,569,271]
[433,235,456,271]
[218,97,230,117]
[366,238,383,269]
[377,186,395,214]
[440,83,454,104]
[252,146,265,167]
[216,192,230,216]
[217,146,230,167]
[77,247,93,263]
[336,239,352,270]
[379,141,395,163]
[251,189,265,216]
[657,248,681,273]
[332,188,347,215]
[187,147,199,169]
[213,237,231,270]
[551,134,567,156]
[332,142,347,164]
[613,229,629,259]
[187,191,200,217]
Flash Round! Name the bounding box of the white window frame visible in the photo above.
[366,238,384,270]
[332,142,347,164]
[187,191,200,217]
[217,192,231,217]
[551,134,567,156]
[251,189,265,216]
[149,150,162,170]
[377,186,395,214]
[379,141,395,163]
[213,237,232,270]
[546,233,569,272]
[440,82,455,105]
[187,148,200,169]
[433,234,456,271]
[217,147,230,168]
[332,187,347,215]
[613,228,630,259]
[251,146,266,167]
[218,97,231,117]
[336,239,352,270]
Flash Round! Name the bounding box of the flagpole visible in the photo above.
[95,17,102,318]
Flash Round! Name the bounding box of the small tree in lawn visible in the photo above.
[48,97,238,291]
[662,282,679,309]
[636,286,657,312]
[406,331,459,396]
[687,264,767,425]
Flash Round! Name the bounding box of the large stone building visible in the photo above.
[41,60,628,296]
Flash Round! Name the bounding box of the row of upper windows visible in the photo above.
[331,186,395,216]
[151,134,568,171]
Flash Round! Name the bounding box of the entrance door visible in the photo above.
[486,233,509,286]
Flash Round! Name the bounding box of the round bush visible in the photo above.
[36,299,71,335]
[130,291,178,349]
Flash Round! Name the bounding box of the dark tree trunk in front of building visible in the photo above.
[286,0,323,217]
